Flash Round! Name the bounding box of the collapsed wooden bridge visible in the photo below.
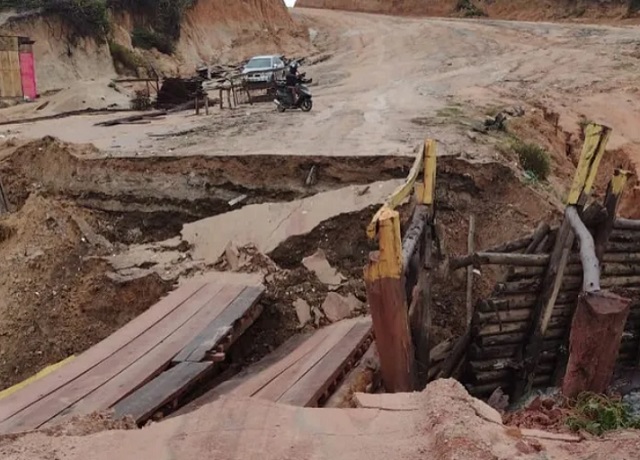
[365,123,640,402]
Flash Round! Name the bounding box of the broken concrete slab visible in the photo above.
[293,298,312,326]
[181,180,402,265]
[302,249,344,286]
[321,292,362,322]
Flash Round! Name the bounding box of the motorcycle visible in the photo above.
[273,72,313,113]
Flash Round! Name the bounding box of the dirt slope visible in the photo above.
[296,0,636,21]
[0,0,308,93]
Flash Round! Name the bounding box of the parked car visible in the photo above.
[242,55,286,83]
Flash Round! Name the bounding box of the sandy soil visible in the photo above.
[2,9,639,175]
[3,379,640,460]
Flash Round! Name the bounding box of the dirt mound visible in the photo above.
[0,194,170,390]
[296,0,637,22]
[3,378,640,459]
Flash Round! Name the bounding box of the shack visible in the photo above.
[0,35,36,100]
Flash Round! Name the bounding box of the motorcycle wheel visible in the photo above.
[300,98,313,112]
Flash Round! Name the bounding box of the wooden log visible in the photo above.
[562,291,631,398]
[601,253,640,264]
[468,374,551,396]
[475,303,575,325]
[609,230,640,242]
[478,327,565,348]
[526,223,550,254]
[606,242,640,253]
[96,110,168,127]
[466,215,476,327]
[204,94,209,115]
[477,315,568,337]
[438,332,470,379]
[474,363,556,385]
[469,340,562,360]
[567,206,600,292]
[364,208,415,392]
[401,205,428,274]
[485,236,532,254]
[615,218,640,231]
[412,223,433,388]
[450,252,550,271]
[477,292,580,312]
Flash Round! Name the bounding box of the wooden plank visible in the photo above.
[0,282,225,434]
[0,280,207,426]
[566,123,611,205]
[254,320,355,402]
[112,362,213,423]
[278,318,373,407]
[50,284,245,424]
[172,286,264,363]
[227,327,334,398]
[0,356,75,401]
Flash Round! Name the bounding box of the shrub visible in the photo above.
[566,393,640,436]
[131,27,174,55]
[109,41,141,73]
[455,0,487,17]
[130,89,152,111]
[512,140,551,181]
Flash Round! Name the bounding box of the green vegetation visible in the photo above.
[108,41,141,73]
[436,106,464,118]
[511,140,551,181]
[0,0,196,53]
[131,28,174,54]
[566,393,640,436]
[0,0,109,41]
[454,0,487,17]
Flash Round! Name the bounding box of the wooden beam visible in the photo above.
[567,123,612,205]
[615,218,640,231]
[422,139,437,206]
[364,208,415,392]
[566,206,600,292]
[450,252,550,270]
[466,215,476,327]
[595,170,632,262]
[367,141,428,239]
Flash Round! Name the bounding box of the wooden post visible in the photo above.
[195,95,200,115]
[466,214,476,327]
[364,207,415,392]
[513,122,611,401]
[561,205,631,397]
[219,88,224,110]
[204,94,209,115]
[594,169,631,262]
[0,176,8,215]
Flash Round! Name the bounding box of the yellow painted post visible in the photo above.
[567,123,612,205]
[364,207,415,391]
[422,139,437,206]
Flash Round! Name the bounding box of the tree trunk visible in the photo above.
[562,291,631,398]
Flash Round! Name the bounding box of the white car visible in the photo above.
[242,55,286,83]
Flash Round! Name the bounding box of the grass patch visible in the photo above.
[511,140,551,181]
[436,106,464,118]
[566,393,640,436]
[109,41,141,73]
[454,0,487,17]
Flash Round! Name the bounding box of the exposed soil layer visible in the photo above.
[0,195,172,390]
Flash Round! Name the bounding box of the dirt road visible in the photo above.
[3,9,640,168]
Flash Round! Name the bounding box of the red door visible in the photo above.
[18,51,36,99]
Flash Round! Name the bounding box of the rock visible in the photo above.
[302,249,345,286]
[224,241,241,271]
[293,298,312,326]
[321,292,362,322]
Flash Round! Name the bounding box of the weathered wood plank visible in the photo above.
[51,284,245,423]
[172,286,264,363]
[0,280,208,427]
[112,362,213,424]
[278,318,373,407]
